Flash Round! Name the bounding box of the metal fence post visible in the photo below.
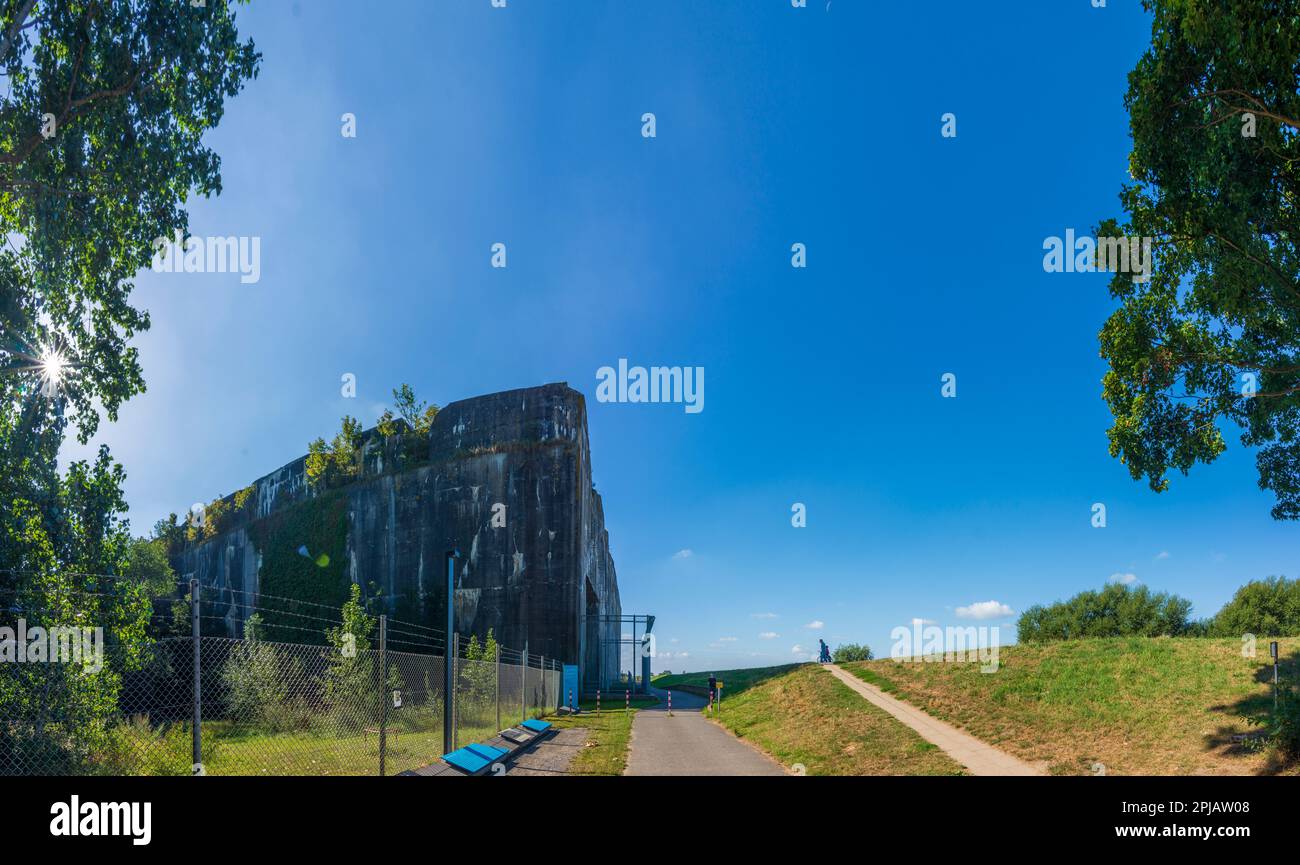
[452,631,460,751]
[495,644,501,732]
[443,549,459,756]
[379,614,387,777]
[540,654,546,715]
[522,642,528,723]
[190,578,201,774]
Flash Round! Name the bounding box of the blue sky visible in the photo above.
[66,0,1298,673]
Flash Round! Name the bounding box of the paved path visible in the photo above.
[825,664,1044,776]
[624,687,788,776]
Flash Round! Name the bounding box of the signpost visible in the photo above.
[1271,641,1280,709]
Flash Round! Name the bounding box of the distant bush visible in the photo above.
[833,643,873,662]
[1017,583,1194,642]
[1208,577,1300,637]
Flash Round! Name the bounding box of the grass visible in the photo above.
[845,637,1300,775]
[664,664,963,775]
[546,697,659,775]
[103,706,522,776]
[654,665,804,698]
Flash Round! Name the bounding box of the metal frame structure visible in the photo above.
[584,613,655,694]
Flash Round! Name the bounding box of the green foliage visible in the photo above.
[94,715,220,777]
[1017,583,1194,642]
[0,2,257,773]
[377,384,439,467]
[247,492,349,643]
[201,496,230,540]
[321,584,382,733]
[220,614,312,733]
[1099,0,1300,518]
[1246,686,1300,762]
[459,630,499,712]
[0,1,260,446]
[304,416,363,489]
[390,384,439,436]
[1209,577,1300,637]
[834,643,873,662]
[233,485,256,514]
[124,537,177,598]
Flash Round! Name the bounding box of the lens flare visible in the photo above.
[37,344,69,397]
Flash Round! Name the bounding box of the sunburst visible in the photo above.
[37,343,70,398]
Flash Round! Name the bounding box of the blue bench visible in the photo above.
[466,743,507,762]
[520,718,552,733]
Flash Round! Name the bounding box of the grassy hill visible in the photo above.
[845,637,1299,775]
[655,664,963,775]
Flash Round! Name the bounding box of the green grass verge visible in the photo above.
[653,665,804,698]
[672,664,963,775]
[846,637,1300,775]
[546,697,659,775]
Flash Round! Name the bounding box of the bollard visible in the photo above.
[625,688,630,713]
[668,690,673,717]
[568,688,573,713]
[596,689,601,714]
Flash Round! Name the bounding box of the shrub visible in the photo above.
[1209,577,1300,637]
[1017,583,1194,642]
[220,615,311,733]
[833,643,873,662]
[1246,686,1300,763]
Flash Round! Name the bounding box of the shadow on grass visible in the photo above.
[1205,647,1299,775]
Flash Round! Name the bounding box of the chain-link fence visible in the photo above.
[1,587,562,776]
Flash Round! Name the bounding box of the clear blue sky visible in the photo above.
[65,0,1298,673]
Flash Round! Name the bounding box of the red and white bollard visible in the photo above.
[596,689,601,713]
[668,690,673,716]
[568,688,573,713]
[625,689,630,713]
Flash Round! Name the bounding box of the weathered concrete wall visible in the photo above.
[173,383,621,684]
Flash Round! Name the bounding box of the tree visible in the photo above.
[304,415,363,488]
[1017,583,1194,642]
[379,383,438,437]
[1098,0,1300,518]
[0,1,259,771]
[1210,577,1300,637]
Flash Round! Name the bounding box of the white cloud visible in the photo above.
[1109,572,1139,585]
[751,612,778,620]
[758,632,779,640]
[672,549,693,560]
[791,644,805,654]
[1155,551,1170,560]
[911,617,937,626]
[804,620,825,630]
[718,636,737,642]
[955,600,1015,620]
